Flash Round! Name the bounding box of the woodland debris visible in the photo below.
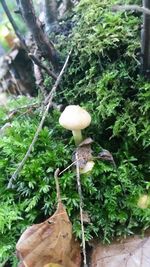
[91,234,150,267]
[72,138,93,169]
[8,50,72,188]
[16,169,81,267]
[16,202,81,267]
[75,153,87,267]
[96,149,116,167]
[19,0,60,71]
[0,45,36,96]
[1,0,58,83]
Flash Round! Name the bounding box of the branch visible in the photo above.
[7,103,39,120]
[141,0,150,75]
[75,152,87,267]
[44,0,58,25]
[59,0,74,18]
[7,50,72,189]
[54,169,61,203]
[29,53,57,80]
[112,3,150,75]
[0,0,27,49]
[112,5,150,15]
[19,0,60,71]
[0,0,57,80]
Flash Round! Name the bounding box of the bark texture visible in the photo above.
[44,0,59,34]
[44,0,57,25]
[59,0,74,18]
[64,0,74,10]
[19,0,60,71]
[141,0,150,76]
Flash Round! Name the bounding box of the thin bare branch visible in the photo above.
[54,169,61,203]
[59,160,78,175]
[29,53,57,80]
[7,50,72,189]
[7,103,39,120]
[0,0,27,49]
[0,0,57,81]
[141,0,150,75]
[112,4,150,15]
[19,0,60,71]
[75,152,87,267]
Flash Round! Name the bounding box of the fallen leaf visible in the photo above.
[91,234,150,267]
[72,137,93,168]
[44,264,63,267]
[16,201,81,267]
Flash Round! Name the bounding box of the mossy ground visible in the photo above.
[0,0,150,265]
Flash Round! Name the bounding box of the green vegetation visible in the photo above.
[0,0,150,265]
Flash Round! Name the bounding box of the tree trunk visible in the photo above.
[44,0,59,33]
[64,0,74,10]
[19,0,60,72]
[59,0,74,18]
[141,0,150,77]
[44,0,57,25]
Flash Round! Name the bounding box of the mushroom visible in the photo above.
[0,93,8,107]
[80,161,95,174]
[137,194,150,209]
[59,105,91,145]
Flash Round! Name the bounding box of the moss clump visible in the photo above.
[0,0,150,265]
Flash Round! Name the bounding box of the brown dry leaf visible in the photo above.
[44,264,63,267]
[96,149,116,167]
[91,234,150,267]
[72,137,93,169]
[16,202,81,267]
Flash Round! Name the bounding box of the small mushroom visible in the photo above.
[59,105,91,145]
[0,93,8,107]
[80,161,95,174]
[137,194,150,209]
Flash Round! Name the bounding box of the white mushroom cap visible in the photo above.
[0,93,7,107]
[59,105,91,130]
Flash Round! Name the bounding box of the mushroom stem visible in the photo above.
[72,130,83,145]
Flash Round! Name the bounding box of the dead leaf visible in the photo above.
[78,138,93,147]
[91,234,150,267]
[72,137,93,169]
[77,211,91,224]
[96,149,116,167]
[44,264,63,267]
[16,201,81,267]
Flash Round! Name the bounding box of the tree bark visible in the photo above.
[59,0,74,18]
[64,0,74,10]
[19,0,60,71]
[141,0,150,77]
[0,0,26,48]
[44,0,59,34]
[44,0,58,25]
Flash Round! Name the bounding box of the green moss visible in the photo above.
[0,0,150,264]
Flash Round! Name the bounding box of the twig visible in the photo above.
[0,0,57,80]
[29,53,57,80]
[112,5,150,15]
[7,50,72,189]
[19,0,60,71]
[7,103,39,120]
[54,168,61,203]
[58,159,79,175]
[75,152,87,267]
